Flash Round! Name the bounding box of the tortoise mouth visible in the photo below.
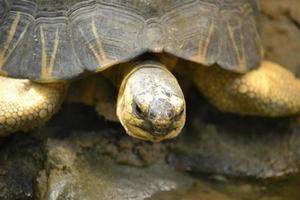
[135,122,177,136]
[127,122,182,142]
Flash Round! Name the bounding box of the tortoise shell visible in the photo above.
[0,0,262,81]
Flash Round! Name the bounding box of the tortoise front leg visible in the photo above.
[0,76,66,136]
[193,61,300,117]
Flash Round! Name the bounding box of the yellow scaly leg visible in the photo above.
[0,76,66,136]
[193,61,300,117]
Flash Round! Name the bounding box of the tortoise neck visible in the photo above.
[103,60,168,88]
[122,60,169,84]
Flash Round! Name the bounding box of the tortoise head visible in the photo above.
[117,62,185,142]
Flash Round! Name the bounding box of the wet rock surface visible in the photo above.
[169,90,300,178]
[150,176,300,200]
[36,130,193,200]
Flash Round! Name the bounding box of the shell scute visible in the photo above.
[0,0,262,81]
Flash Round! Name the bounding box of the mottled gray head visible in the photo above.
[117,62,185,142]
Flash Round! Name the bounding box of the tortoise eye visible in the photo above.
[133,103,144,117]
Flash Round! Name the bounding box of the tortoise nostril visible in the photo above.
[167,110,174,118]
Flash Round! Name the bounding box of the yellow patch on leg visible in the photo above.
[193,61,300,117]
[0,76,66,136]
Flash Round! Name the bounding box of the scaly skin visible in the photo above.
[193,61,300,117]
[0,77,66,136]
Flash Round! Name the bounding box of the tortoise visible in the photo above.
[0,0,300,142]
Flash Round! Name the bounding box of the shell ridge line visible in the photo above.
[40,26,60,78]
[78,26,101,67]
[0,12,21,72]
[226,20,246,70]
[91,18,108,64]
[196,20,215,63]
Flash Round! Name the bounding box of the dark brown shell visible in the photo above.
[0,0,262,81]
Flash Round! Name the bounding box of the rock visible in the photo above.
[35,131,193,200]
[261,0,300,76]
[169,90,300,178]
[148,182,232,200]
[0,134,44,199]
